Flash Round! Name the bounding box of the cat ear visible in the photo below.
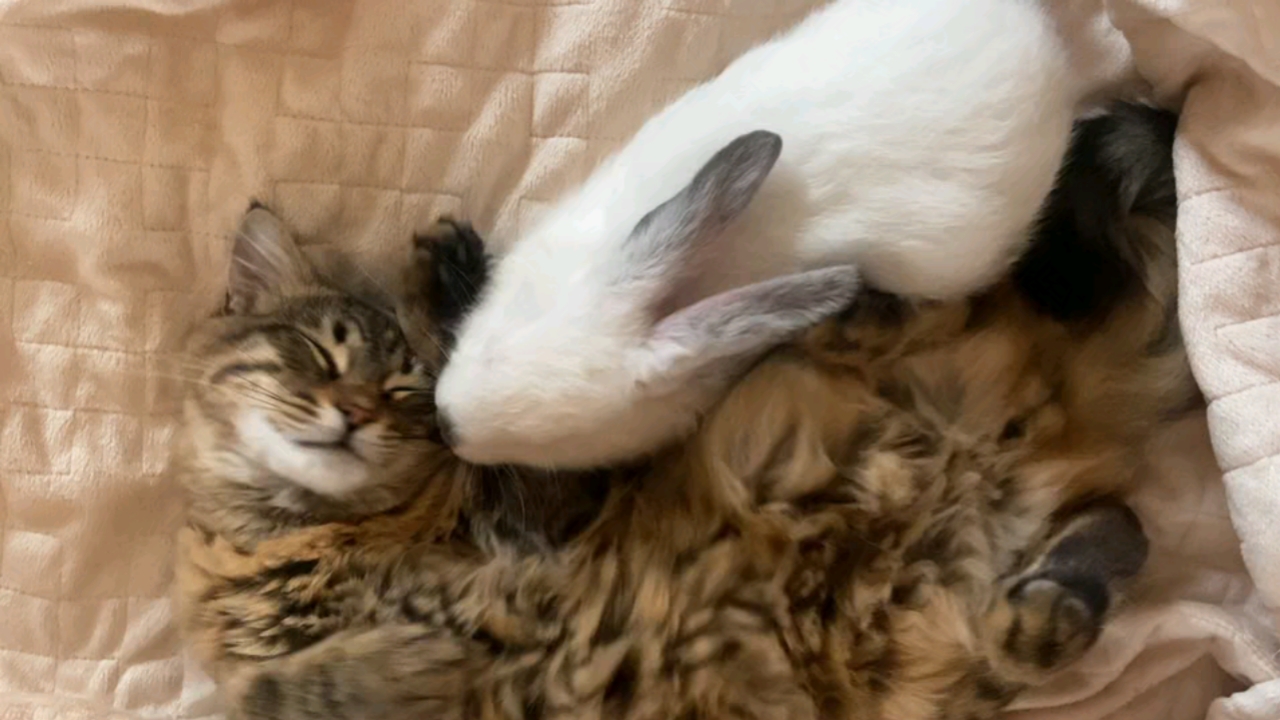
[622,130,783,310]
[226,203,312,314]
[633,265,859,395]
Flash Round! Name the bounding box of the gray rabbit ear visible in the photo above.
[226,205,313,314]
[635,265,860,395]
[622,130,783,305]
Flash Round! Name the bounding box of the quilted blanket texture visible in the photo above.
[0,1,1278,719]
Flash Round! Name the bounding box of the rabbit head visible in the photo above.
[435,131,859,468]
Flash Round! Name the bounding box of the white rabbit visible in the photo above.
[435,0,1084,468]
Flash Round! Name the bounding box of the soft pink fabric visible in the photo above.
[0,1,1276,718]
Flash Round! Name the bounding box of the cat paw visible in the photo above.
[412,217,485,272]
[409,217,490,330]
[983,502,1147,684]
[994,574,1103,674]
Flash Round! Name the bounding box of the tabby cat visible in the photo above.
[174,103,1194,720]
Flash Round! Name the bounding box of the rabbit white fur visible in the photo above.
[436,0,1083,468]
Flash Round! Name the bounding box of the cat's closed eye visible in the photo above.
[382,356,429,401]
[297,331,339,379]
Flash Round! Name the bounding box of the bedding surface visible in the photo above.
[0,1,1278,718]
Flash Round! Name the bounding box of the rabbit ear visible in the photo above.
[226,204,313,314]
[634,265,860,395]
[622,130,783,310]
[621,132,841,399]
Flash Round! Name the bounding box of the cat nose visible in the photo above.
[334,396,377,428]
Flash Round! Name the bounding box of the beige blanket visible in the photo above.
[1,1,1278,718]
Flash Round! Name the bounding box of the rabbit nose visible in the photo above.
[433,412,458,447]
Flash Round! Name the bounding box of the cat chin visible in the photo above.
[236,408,372,498]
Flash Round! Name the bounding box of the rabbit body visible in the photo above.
[439,0,1082,467]
[529,0,1076,297]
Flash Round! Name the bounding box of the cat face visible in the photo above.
[184,207,449,515]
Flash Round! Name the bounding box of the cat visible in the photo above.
[174,201,619,697]
[174,103,1193,720]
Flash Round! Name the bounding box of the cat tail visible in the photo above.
[226,625,494,720]
[1016,101,1199,435]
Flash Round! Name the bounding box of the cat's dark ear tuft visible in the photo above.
[226,206,312,314]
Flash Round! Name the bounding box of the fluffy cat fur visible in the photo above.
[175,103,1193,720]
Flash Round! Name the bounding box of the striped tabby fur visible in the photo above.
[175,103,1193,720]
